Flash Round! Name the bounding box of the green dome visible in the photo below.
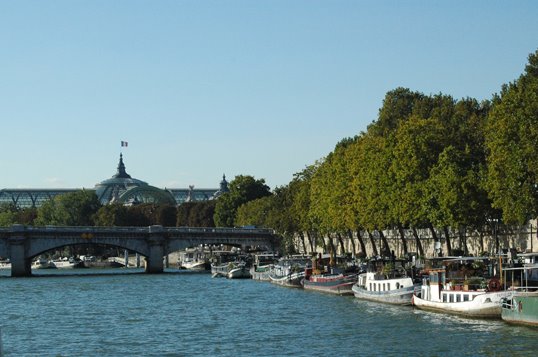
[94,154,175,205]
[117,185,177,205]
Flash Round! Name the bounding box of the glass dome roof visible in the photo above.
[94,154,175,205]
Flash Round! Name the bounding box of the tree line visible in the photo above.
[234,49,538,256]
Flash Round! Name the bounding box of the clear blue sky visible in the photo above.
[1,1,537,190]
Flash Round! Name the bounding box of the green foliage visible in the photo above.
[213,175,271,227]
[94,204,131,226]
[0,204,16,227]
[35,190,102,226]
[176,201,216,227]
[485,49,538,224]
[0,204,38,226]
[235,196,273,227]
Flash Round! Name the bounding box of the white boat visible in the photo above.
[32,257,55,269]
[227,262,251,279]
[0,259,11,270]
[183,260,208,271]
[178,248,210,271]
[52,257,83,269]
[210,251,238,278]
[412,257,510,317]
[250,252,278,281]
[211,263,230,278]
[352,258,419,305]
[269,255,310,288]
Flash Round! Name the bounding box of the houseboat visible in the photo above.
[269,255,310,288]
[250,252,279,281]
[352,257,419,305]
[501,264,538,326]
[302,254,359,295]
[412,257,510,317]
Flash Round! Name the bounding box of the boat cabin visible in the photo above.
[253,252,279,267]
[419,257,502,303]
[356,258,415,293]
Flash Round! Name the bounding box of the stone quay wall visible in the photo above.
[293,219,538,257]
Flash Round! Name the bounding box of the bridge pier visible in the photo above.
[146,225,165,274]
[9,225,31,277]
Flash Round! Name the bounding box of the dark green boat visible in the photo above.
[501,292,538,327]
[501,264,538,327]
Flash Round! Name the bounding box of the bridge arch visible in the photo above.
[0,225,279,276]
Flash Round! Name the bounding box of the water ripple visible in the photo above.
[0,271,536,356]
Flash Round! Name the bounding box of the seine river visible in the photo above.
[0,269,536,356]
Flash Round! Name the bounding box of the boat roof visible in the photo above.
[502,263,538,271]
[518,252,538,257]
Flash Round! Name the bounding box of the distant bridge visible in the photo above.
[0,225,279,277]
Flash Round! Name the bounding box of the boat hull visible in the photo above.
[182,261,208,271]
[269,272,305,288]
[250,265,273,281]
[303,274,357,295]
[412,291,510,318]
[227,266,251,279]
[211,263,229,278]
[501,292,538,326]
[352,284,416,305]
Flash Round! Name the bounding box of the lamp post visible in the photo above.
[493,218,499,255]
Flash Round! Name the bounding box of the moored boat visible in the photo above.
[303,272,358,295]
[178,247,210,271]
[501,264,538,326]
[269,255,310,288]
[210,251,238,278]
[413,257,510,317]
[227,261,251,279]
[52,257,84,269]
[352,257,419,305]
[32,257,56,269]
[501,291,538,326]
[250,252,279,281]
[302,254,360,295]
[0,259,11,270]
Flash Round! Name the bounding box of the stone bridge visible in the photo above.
[0,225,279,277]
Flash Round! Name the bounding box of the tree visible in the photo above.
[236,196,274,227]
[94,204,131,226]
[35,190,102,226]
[214,175,271,227]
[0,204,17,227]
[485,49,538,224]
[177,201,216,227]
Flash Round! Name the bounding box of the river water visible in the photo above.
[0,269,536,356]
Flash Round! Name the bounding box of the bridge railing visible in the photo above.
[0,225,276,235]
[167,227,275,235]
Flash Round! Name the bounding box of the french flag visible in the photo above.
[121,141,128,147]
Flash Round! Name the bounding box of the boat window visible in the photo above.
[396,282,400,289]
[370,283,372,291]
[449,294,454,303]
[383,283,386,291]
[442,293,447,302]
[463,294,469,302]
[387,283,391,290]
[456,294,461,302]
